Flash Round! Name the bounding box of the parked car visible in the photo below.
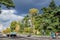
[6,32,17,37]
[6,33,10,37]
[56,32,60,36]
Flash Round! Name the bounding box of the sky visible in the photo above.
[1,0,60,30]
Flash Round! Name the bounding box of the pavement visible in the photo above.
[0,36,60,40]
[0,34,60,40]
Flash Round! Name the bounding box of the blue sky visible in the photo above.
[1,0,60,30]
[2,0,60,16]
[13,0,60,16]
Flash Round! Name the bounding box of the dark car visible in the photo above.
[6,32,17,37]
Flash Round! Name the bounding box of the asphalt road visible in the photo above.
[0,33,60,40]
[0,36,60,40]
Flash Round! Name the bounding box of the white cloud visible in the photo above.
[0,10,24,28]
[1,10,24,21]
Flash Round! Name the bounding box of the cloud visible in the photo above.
[2,0,60,29]
[0,10,24,28]
[1,10,24,21]
[3,0,60,16]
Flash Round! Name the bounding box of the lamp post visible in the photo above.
[0,2,1,14]
[29,19,32,27]
[27,19,32,37]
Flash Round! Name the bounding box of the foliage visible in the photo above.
[23,0,60,35]
[10,21,18,32]
[2,28,11,34]
[15,24,20,32]
[8,0,60,35]
[0,0,15,8]
[29,8,39,15]
[0,0,15,14]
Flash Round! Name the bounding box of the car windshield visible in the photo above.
[11,32,16,34]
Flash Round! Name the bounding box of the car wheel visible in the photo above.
[10,34,17,38]
[7,34,10,37]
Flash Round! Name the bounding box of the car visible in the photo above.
[56,32,60,36]
[6,33,9,37]
[10,32,17,37]
[6,32,17,37]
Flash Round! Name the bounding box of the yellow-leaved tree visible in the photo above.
[29,8,39,15]
[29,8,39,34]
[15,24,20,32]
[2,28,11,34]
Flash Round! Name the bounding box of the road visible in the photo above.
[0,36,60,40]
[0,33,60,40]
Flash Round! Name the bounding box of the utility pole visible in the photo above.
[27,14,33,37]
[27,19,32,37]
[0,2,1,14]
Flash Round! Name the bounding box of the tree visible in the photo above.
[23,15,30,27]
[0,0,15,14]
[29,8,39,16]
[18,21,25,33]
[2,28,11,34]
[29,8,39,34]
[42,0,57,14]
[24,27,31,33]
[23,0,60,35]
[15,24,20,32]
[53,11,60,32]
[39,0,59,35]
[10,21,18,32]
[49,0,57,10]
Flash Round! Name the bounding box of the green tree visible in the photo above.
[10,21,18,32]
[23,0,60,35]
[40,0,59,34]
[29,8,39,16]
[49,0,57,10]
[0,0,15,14]
[2,27,11,34]
[23,15,30,27]
[29,8,39,34]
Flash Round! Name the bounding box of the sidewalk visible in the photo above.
[17,34,50,38]
[17,34,60,38]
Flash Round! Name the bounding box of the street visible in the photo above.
[0,33,60,40]
[0,36,60,40]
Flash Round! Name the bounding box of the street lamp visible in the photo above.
[28,19,32,26]
[27,19,32,37]
[0,3,1,14]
